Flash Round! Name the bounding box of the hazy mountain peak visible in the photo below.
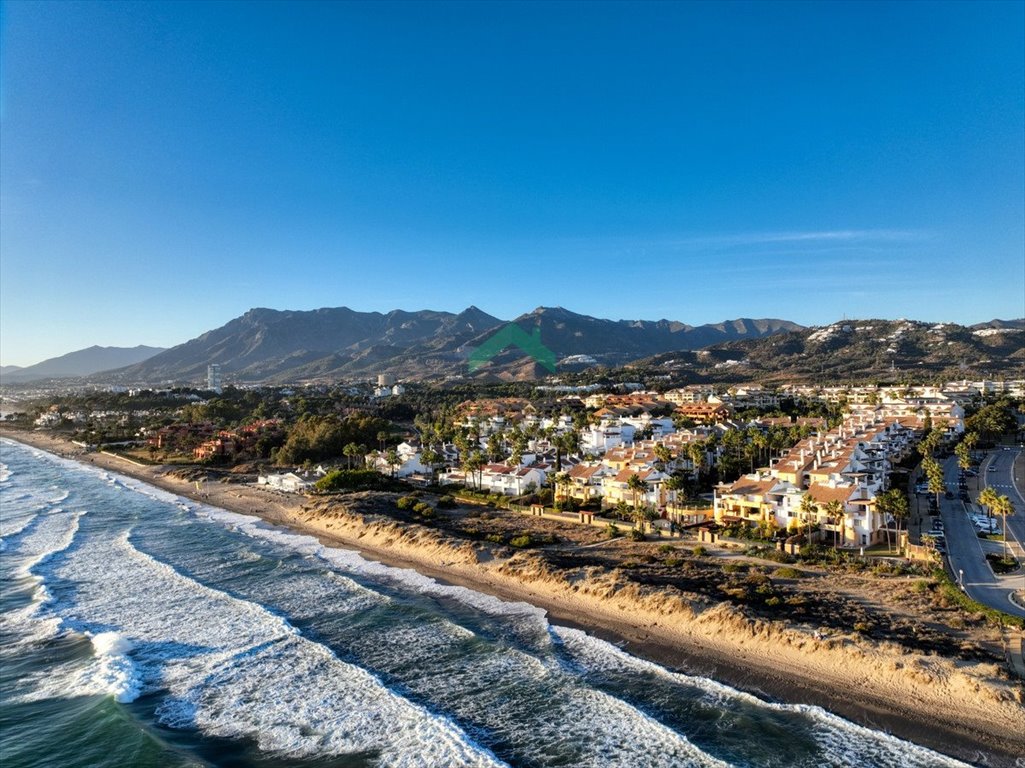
[1,345,166,383]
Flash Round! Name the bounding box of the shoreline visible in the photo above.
[3,429,1024,766]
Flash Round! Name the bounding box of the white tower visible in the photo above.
[207,364,222,394]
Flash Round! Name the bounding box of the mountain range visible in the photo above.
[6,310,1021,387]
[106,306,801,384]
[636,319,1025,383]
[0,346,166,384]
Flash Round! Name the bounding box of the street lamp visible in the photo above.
[958,568,964,590]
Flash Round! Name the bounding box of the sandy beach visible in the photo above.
[4,428,1024,766]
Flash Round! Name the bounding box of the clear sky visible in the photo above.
[1,0,1023,367]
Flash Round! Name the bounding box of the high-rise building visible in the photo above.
[207,364,222,394]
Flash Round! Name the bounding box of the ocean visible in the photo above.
[0,438,972,768]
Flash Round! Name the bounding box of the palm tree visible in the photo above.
[799,493,818,542]
[377,430,389,451]
[385,448,400,478]
[663,475,685,510]
[994,494,1016,559]
[954,440,972,473]
[463,451,485,490]
[978,486,999,523]
[687,441,706,482]
[420,447,440,481]
[922,456,945,512]
[653,444,673,472]
[823,499,844,548]
[554,472,572,508]
[627,473,647,527]
[875,488,908,553]
[343,442,360,470]
[632,503,656,533]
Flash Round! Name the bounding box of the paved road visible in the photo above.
[938,451,1025,619]
[982,447,1025,557]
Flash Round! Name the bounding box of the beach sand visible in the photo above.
[4,429,1024,766]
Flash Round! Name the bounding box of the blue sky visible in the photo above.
[1,0,1023,367]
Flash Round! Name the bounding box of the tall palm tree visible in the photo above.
[874,488,907,553]
[420,447,440,481]
[687,441,706,481]
[385,448,400,478]
[663,475,684,509]
[463,451,485,490]
[954,440,972,473]
[799,493,818,542]
[823,499,844,548]
[994,494,1016,559]
[978,486,999,523]
[555,472,572,508]
[922,456,945,512]
[627,473,647,527]
[343,442,360,470]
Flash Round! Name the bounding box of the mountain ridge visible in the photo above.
[104,306,802,384]
[1,345,166,384]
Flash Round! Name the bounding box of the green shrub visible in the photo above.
[692,546,707,557]
[396,496,416,510]
[315,469,398,492]
[722,562,743,574]
[628,528,646,541]
[765,596,782,607]
[774,567,803,579]
[486,533,504,544]
[413,501,432,514]
[605,523,620,538]
[436,495,456,509]
[509,535,532,548]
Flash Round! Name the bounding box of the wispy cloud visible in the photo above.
[669,229,931,249]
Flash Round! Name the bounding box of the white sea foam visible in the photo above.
[80,632,142,703]
[551,626,972,768]
[0,461,11,483]
[0,509,38,538]
[0,510,86,652]
[198,505,548,621]
[41,530,505,766]
[11,509,85,577]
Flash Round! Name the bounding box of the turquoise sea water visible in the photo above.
[0,439,973,768]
